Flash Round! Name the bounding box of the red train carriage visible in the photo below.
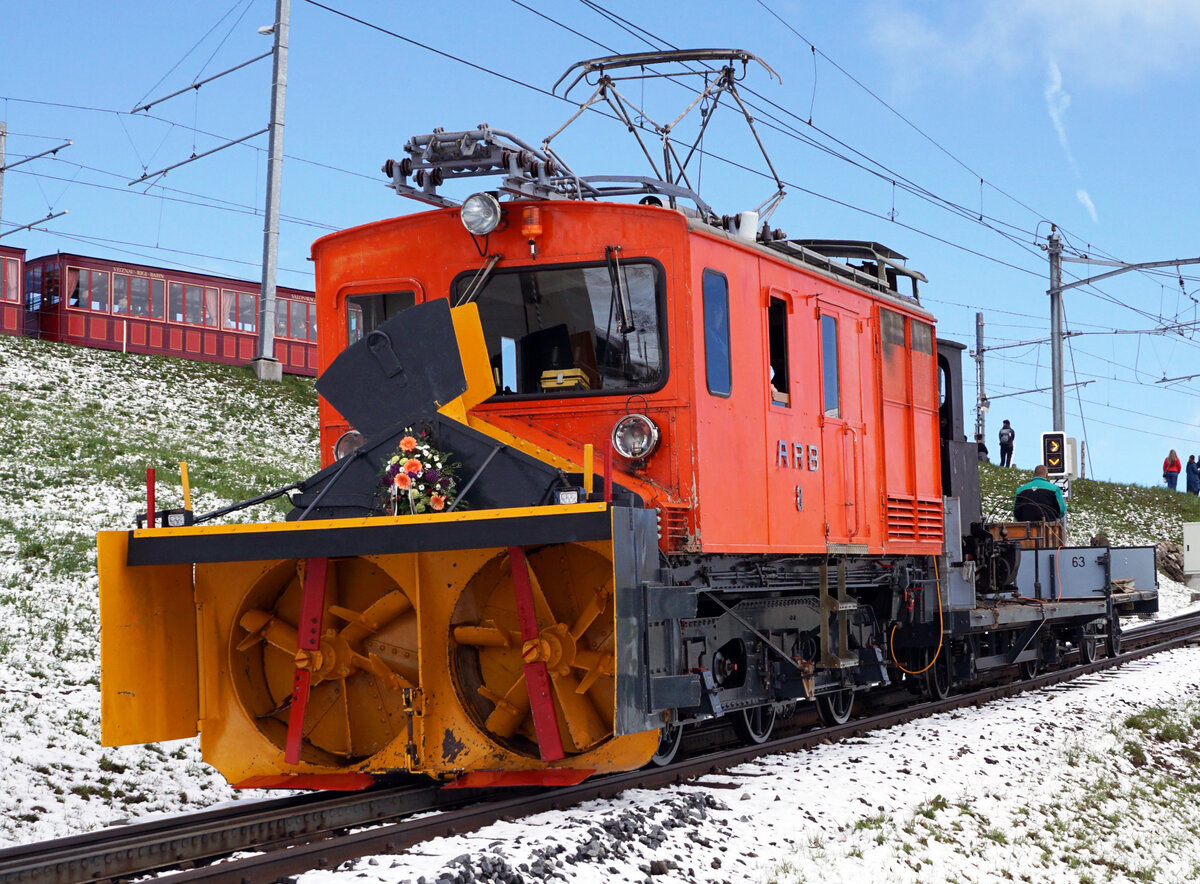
[12,252,317,375]
[0,244,25,336]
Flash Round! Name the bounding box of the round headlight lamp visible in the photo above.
[611,414,660,460]
[333,429,367,461]
[460,192,502,236]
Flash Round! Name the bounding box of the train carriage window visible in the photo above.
[290,301,310,341]
[44,266,59,305]
[89,271,109,312]
[275,299,289,338]
[150,279,165,320]
[169,282,184,322]
[203,287,219,327]
[113,275,130,314]
[767,296,789,405]
[25,266,42,312]
[66,268,81,307]
[130,278,150,317]
[911,320,933,354]
[307,303,318,341]
[703,269,731,397]
[220,290,238,330]
[184,284,203,324]
[1,259,16,302]
[345,291,419,346]
[239,292,257,332]
[820,314,840,418]
[453,262,664,398]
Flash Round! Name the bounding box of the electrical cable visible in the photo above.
[890,557,943,676]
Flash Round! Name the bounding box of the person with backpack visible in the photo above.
[998,420,1015,467]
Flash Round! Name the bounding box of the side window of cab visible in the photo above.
[702,270,731,397]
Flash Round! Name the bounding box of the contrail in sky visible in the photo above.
[1045,59,1077,173]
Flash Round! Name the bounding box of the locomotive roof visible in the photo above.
[687,217,935,321]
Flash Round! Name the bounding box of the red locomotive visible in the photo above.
[97,50,1157,790]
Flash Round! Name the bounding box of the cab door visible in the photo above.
[817,304,864,546]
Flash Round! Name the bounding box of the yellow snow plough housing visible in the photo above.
[98,302,661,789]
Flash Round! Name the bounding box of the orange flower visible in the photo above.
[394,473,412,490]
[400,435,417,453]
[404,458,423,475]
[430,493,446,511]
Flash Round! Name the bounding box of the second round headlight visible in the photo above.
[611,414,660,460]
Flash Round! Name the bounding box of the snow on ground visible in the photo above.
[302,648,1200,884]
[0,335,317,845]
[2,333,1200,882]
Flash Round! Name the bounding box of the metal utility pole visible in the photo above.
[973,311,986,441]
[0,121,6,231]
[0,129,72,240]
[1047,225,1065,432]
[251,0,289,383]
[1046,233,1200,434]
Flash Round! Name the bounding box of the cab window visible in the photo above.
[346,291,417,347]
[454,261,664,398]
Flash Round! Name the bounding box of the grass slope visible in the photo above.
[0,333,317,844]
[979,461,1200,547]
[0,334,1195,846]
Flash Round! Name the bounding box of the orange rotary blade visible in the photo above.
[285,557,329,765]
[508,547,565,762]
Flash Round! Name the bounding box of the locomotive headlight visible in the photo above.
[611,414,660,460]
[460,192,502,236]
[333,429,366,461]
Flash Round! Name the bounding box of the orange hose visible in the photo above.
[890,556,944,676]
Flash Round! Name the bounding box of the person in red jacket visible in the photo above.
[1164,449,1182,490]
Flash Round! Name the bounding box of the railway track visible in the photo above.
[4,610,1198,884]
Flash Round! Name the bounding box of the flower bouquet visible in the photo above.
[379,427,462,515]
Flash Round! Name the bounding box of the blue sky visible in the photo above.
[2,0,1199,486]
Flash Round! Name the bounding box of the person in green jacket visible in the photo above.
[1013,465,1066,521]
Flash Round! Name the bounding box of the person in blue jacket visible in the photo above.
[1186,455,1200,495]
[1014,465,1066,521]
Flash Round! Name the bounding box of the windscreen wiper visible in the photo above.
[605,245,636,334]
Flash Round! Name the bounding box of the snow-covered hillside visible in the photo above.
[0,334,317,845]
[0,332,1197,872]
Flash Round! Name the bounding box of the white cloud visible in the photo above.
[867,0,1200,89]
[1045,60,1075,169]
[1077,189,1099,223]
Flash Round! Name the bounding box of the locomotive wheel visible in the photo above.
[1106,616,1123,657]
[232,557,418,763]
[1078,623,1101,664]
[451,544,617,758]
[731,705,777,745]
[816,689,854,727]
[650,720,685,766]
[1019,657,1040,680]
[925,649,952,701]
